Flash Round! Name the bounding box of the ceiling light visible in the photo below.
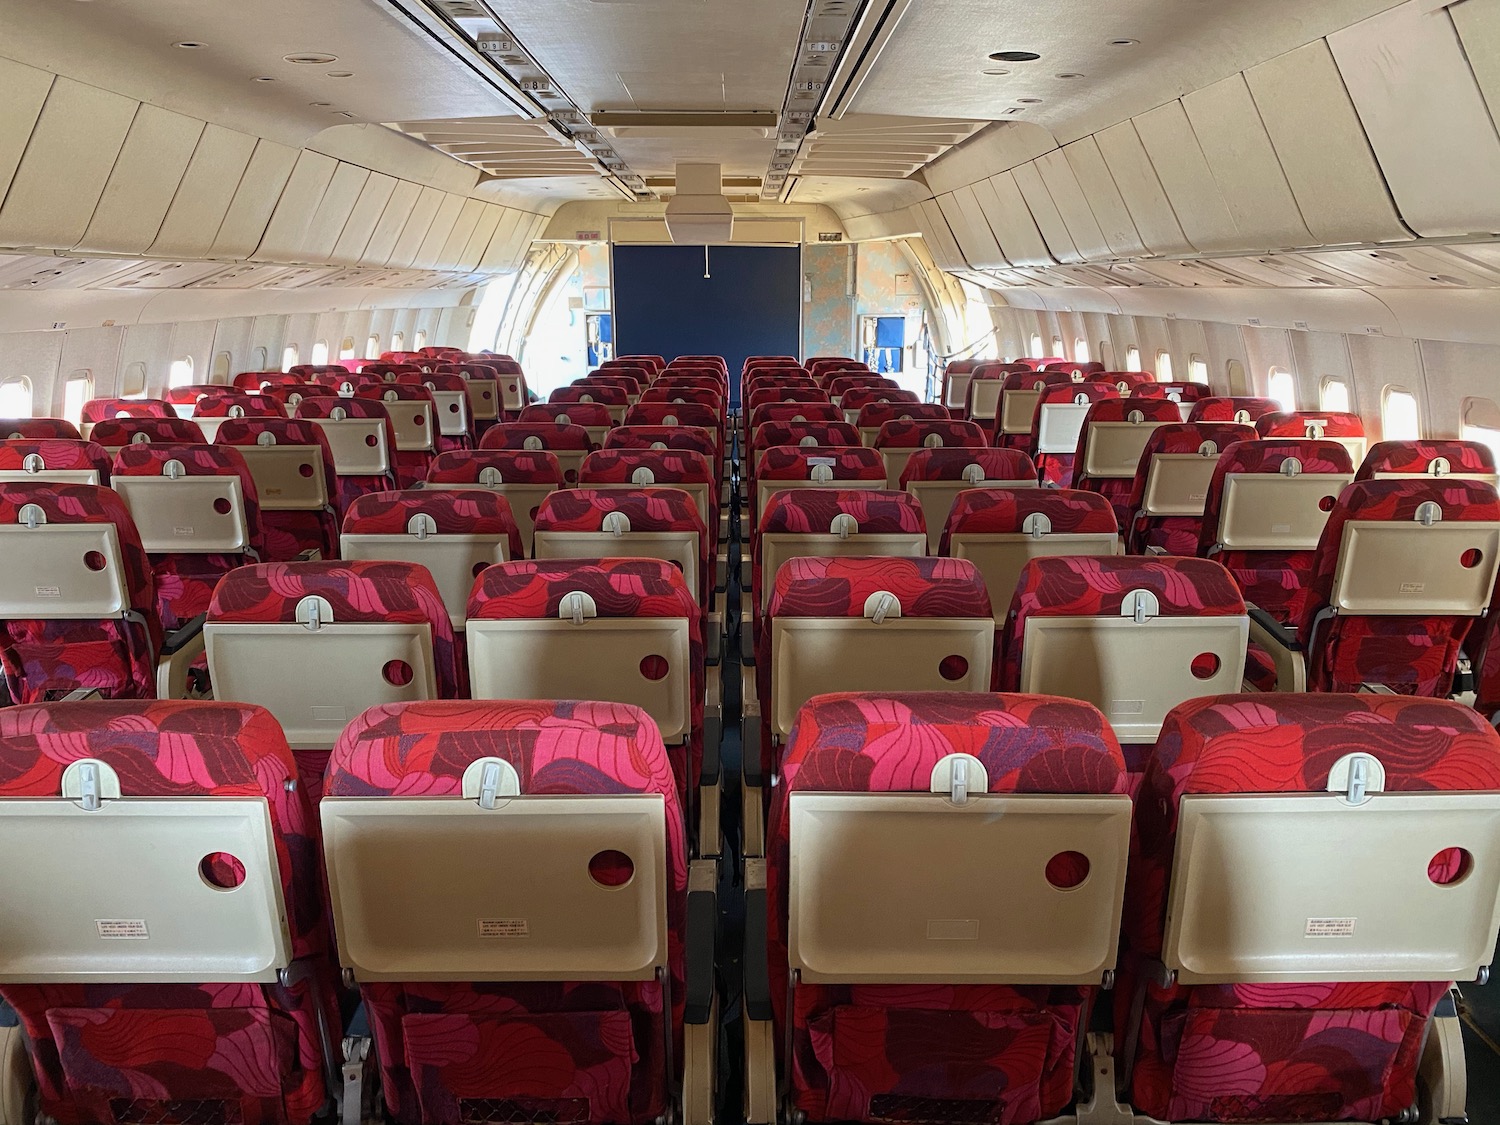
[310,101,332,107]
[989,50,1041,62]
[327,71,355,78]
[1056,72,1085,80]
[252,76,277,82]
[982,68,1011,76]
[173,41,206,49]
[1108,38,1139,47]
[284,53,338,64]
[1017,97,1044,104]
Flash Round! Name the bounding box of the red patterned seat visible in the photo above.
[855,401,949,441]
[80,398,174,439]
[900,446,1040,551]
[434,364,511,431]
[355,384,440,485]
[752,446,887,530]
[424,448,562,554]
[1262,479,1500,696]
[214,418,341,562]
[1197,439,1355,628]
[623,402,722,456]
[0,482,164,702]
[940,358,977,413]
[838,386,918,426]
[1355,439,1497,484]
[294,397,399,508]
[0,700,338,1125]
[0,438,112,486]
[89,415,207,456]
[1187,397,1281,425]
[580,448,719,559]
[747,559,996,820]
[652,375,723,395]
[1143,382,1213,419]
[1119,694,1500,1123]
[259,384,324,413]
[0,418,82,441]
[467,558,707,810]
[205,560,462,777]
[941,488,1120,617]
[871,418,983,488]
[1101,371,1156,393]
[321,699,707,1125]
[1027,383,1122,486]
[397,372,475,448]
[478,421,593,485]
[970,364,1034,432]
[827,375,898,401]
[232,371,294,391]
[341,490,521,628]
[1124,423,1258,555]
[1073,398,1182,526]
[1000,556,1248,758]
[748,422,859,484]
[605,426,722,484]
[112,443,266,632]
[192,392,284,420]
[521,401,615,448]
[640,385,724,412]
[1256,410,1367,467]
[752,691,1130,1124]
[747,402,842,438]
[550,383,629,425]
[577,373,643,400]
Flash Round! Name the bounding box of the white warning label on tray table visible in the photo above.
[478,919,529,938]
[97,919,149,939]
[1305,917,1356,938]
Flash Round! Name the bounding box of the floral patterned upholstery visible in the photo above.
[1027,383,1121,486]
[1255,411,1365,443]
[520,403,615,430]
[192,393,285,419]
[0,482,162,702]
[0,438,112,484]
[1354,439,1496,482]
[874,419,987,451]
[767,691,1127,1125]
[749,422,860,479]
[747,403,842,434]
[1073,398,1183,526]
[214,419,341,563]
[1297,479,1500,695]
[899,447,1039,488]
[323,699,688,1125]
[940,487,1117,556]
[855,402,950,432]
[478,423,593,484]
[550,384,629,408]
[1125,424,1258,555]
[89,417,207,450]
[1119,694,1500,1123]
[640,386,724,411]
[113,443,266,631]
[342,489,523,562]
[0,418,83,440]
[81,399,175,427]
[1187,398,1281,425]
[0,699,338,1125]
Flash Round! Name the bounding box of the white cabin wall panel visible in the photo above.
[211,318,256,381]
[0,58,54,211]
[149,126,259,260]
[1166,318,1212,374]
[912,200,967,271]
[254,151,339,264]
[1329,2,1500,237]
[330,172,398,267]
[414,194,467,271]
[1092,121,1195,257]
[458,205,504,272]
[1034,150,1112,261]
[1417,338,1500,438]
[166,320,217,390]
[1062,138,1147,259]
[940,188,1005,269]
[976,173,1053,267]
[57,328,124,406]
[1083,312,1115,370]
[1130,101,1240,254]
[283,314,319,366]
[1244,41,1410,247]
[1010,162,1082,264]
[250,315,289,372]
[119,323,175,394]
[1291,330,1369,430]
[1453,0,1500,127]
[302,163,371,264]
[439,199,487,270]
[1202,321,1252,396]
[75,105,205,256]
[0,78,138,251]
[1346,333,1430,440]
[0,332,63,408]
[363,181,424,268]
[212,140,300,260]
[1241,326,1298,402]
[387,186,447,269]
[1180,75,1315,250]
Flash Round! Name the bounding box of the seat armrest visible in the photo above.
[1245,602,1307,694]
[685,860,717,1025]
[162,613,207,656]
[743,859,773,1022]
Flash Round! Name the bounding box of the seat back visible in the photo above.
[871,418,985,488]
[0,700,335,1125]
[855,402,950,447]
[764,557,994,740]
[1256,410,1367,467]
[753,446,887,525]
[79,398,173,440]
[1004,555,1248,743]
[0,418,82,441]
[579,448,716,534]
[522,401,614,448]
[478,422,593,484]
[995,369,1058,437]
[1076,398,1182,481]
[340,490,521,628]
[1126,423,1258,554]
[358,386,437,454]
[902,447,1040,552]
[425,448,563,555]
[112,443,259,557]
[1187,396,1281,425]
[89,416,207,458]
[1202,439,1356,554]
[1356,439,1498,486]
[294,398,396,478]
[750,421,859,478]
[214,418,337,513]
[1030,383,1120,471]
[943,488,1120,617]
[0,438,111,486]
[320,698,686,1125]
[1123,694,1500,1124]
[205,560,460,749]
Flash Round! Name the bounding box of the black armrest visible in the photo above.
[700,723,721,788]
[162,613,207,656]
[1246,604,1300,652]
[684,885,716,1025]
[743,881,773,1022]
[742,747,764,789]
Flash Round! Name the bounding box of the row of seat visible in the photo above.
[1,690,1493,1125]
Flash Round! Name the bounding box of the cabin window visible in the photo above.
[1074,339,1090,364]
[63,372,92,425]
[1268,369,1297,412]
[1461,398,1500,464]
[1051,336,1063,357]
[1382,388,1421,441]
[414,330,428,350]
[1188,356,1209,385]
[1321,378,1351,413]
[1029,333,1044,358]
[168,357,195,388]
[212,352,231,380]
[339,337,357,361]
[1155,352,1173,382]
[311,340,329,366]
[0,377,34,418]
[121,362,148,398]
[366,335,381,359]
[1125,346,1142,373]
[281,345,299,373]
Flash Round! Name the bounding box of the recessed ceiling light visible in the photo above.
[982,68,1011,76]
[1016,97,1044,104]
[252,76,277,82]
[327,71,355,79]
[310,101,332,107]
[1056,72,1085,80]
[1108,38,1139,47]
[989,50,1041,62]
[173,41,205,49]
[284,53,338,65]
